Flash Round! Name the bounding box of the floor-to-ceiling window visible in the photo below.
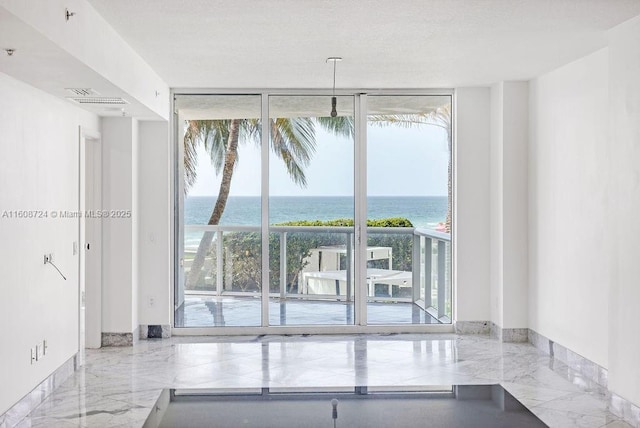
[268,95,356,326]
[366,96,453,324]
[174,91,452,330]
[175,95,263,327]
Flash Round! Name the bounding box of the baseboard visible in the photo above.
[101,331,139,347]
[0,354,77,428]
[489,323,528,342]
[453,321,527,342]
[527,329,608,388]
[527,329,640,427]
[609,393,640,427]
[455,321,490,334]
[139,324,171,339]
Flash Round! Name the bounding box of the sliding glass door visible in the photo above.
[175,95,262,327]
[366,96,452,324]
[268,95,355,326]
[174,92,452,330]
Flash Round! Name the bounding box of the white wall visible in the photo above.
[137,121,171,326]
[131,120,139,332]
[101,117,137,334]
[454,88,491,322]
[607,14,640,407]
[490,83,504,327]
[528,49,609,367]
[102,119,171,333]
[502,82,529,328]
[0,72,98,415]
[490,82,529,330]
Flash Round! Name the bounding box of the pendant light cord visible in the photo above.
[332,60,336,96]
[327,57,341,117]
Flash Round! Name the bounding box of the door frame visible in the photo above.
[79,127,102,352]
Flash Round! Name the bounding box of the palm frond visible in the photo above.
[183,112,360,193]
[183,120,200,194]
[241,119,261,146]
[200,120,230,173]
[316,116,354,139]
[270,117,317,187]
[368,105,452,146]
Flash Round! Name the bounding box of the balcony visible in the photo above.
[176,226,451,327]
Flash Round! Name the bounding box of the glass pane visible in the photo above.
[366,95,452,324]
[175,94,262,327]
[268,95,355,325]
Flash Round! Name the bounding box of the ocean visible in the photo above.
[185,196,446,229]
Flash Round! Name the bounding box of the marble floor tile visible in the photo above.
[536,391,611,417]
[11,333,630,427]
[530,407,622,428]
[14,416,84,428]
[501,381,577,404]
[603,421,634,428]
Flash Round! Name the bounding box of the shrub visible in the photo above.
[276,218,413,228]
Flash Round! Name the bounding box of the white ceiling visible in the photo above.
[88,0,640,88]
[0,7,160,118]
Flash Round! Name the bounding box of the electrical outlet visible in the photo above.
[147,296,155,308]
[44,254,50,264]
[31,348,36,364]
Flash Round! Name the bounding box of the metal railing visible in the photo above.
[183,225,451,320]
[414,228,452,322]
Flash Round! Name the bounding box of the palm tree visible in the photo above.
[184,116,353,288]
[368,103,452,232]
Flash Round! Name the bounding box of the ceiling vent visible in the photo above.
[65,88,100,96]
[67,96,129,105]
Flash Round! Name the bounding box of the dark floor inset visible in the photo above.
[151,385,547,428]
[175,296,440,327]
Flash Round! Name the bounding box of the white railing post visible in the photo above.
[437,239,446,319]
[424,237,433,306]
[280,232,287,299]
[216,230,223,295]
[411,234,421,303]
[346,232,353,302]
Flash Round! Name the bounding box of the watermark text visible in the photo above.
[1,210,132,219]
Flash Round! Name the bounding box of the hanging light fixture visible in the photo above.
[326,57,342,117]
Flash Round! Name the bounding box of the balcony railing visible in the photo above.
[183,225,451,322]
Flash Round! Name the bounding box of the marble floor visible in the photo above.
[13,334,629,427]
[176,296,440,327]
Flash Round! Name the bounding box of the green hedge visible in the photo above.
[276,217,413,227]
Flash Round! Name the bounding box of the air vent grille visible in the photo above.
[65,88,100,96]
[68,97,129,105]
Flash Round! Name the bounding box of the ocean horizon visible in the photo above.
[185,195,446,229]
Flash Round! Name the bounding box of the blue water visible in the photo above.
[185,196,446,229]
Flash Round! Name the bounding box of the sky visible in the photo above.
[188,122,449,197]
